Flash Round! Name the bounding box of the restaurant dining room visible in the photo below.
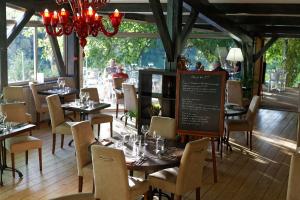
[1,0,300,200]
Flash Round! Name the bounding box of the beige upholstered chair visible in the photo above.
[49,193,94,200]
[46,94,76,154]
[287,150,300,200]
[3,86,25,102]
[71,121,95,192]
[226,80,249,107]
[113,77,126,118]
[122,83,138,127]
[80,88,113,138]
[1,103,42,178]
[29,82,49,126]
[148,116,176,140]
[225,95,260,151]
[148,138,209,200]
[91,145,149,200]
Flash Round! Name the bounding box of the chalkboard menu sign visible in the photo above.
[176,70,226,137]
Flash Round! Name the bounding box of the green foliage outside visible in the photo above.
[265,38,300,87]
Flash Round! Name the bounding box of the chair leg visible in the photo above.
[52,134,56,154]
[246,131,249,146]
[116,103,119,118]
[11,153,15,178]
[143,191,148,200]
[25,151,28,165]
[38,148,42,171]
[171,193,174,200]
[110,121,113,137]
[125,116,128,126]
[61,134,64,149]
[196,187,201,200]
[158,189,162,200]
[36,112,40,128]
[250,130,253,151]
[78,176,83,192]
[97,124,100,139]
[175,195,182,200]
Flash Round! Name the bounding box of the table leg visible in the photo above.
[0,140,23,186]
[211,137,218,183]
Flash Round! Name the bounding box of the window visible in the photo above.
[7,6,64,83]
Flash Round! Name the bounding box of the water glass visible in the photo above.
[75,99,81,106]
[156,137,165,154]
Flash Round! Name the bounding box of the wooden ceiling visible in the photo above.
[7,0,300,41]
[185,0,300,40]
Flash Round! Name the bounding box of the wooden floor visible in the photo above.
[0,109,297,200]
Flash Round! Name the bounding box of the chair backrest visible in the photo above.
[226,80,243,106]
[122,83,137,113]
[58,77,76,88]
[0,103,30,123]
[71,121,95,177]
[3,86,25,102]
[148,116,176,140]
[176,138,209,194]
[113,78,127,89]
[80,88,99,102]
[29,82,43,112]
[287,151,300,200]
[92,145,130,200]
[46,94,65,131]
[246,95,260,128]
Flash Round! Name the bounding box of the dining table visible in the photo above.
[90,135,184,173]
[38,87,79,103]
[0,123,36,186]
[61,101,111,120]
[225,103,247,117]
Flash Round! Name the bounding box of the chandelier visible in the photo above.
[40,0,123,55]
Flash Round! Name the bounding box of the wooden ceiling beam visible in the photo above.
[212,3,300,15]
[230,16,300,26]
[7,10,34,46]
[183,0,252,43]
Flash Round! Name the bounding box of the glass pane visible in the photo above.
[8,27,34,83]
[37,27,61,78]
[83,36,166,104]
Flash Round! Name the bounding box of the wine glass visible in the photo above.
[57,79,61,89]
[61,80,66,91]
[141,125,149,145]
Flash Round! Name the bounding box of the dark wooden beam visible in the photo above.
[100,3,166,13]
[212,3,300,15]
[0,0,8,90]
[181,9,199,46]
[253,37,278,62]
[244,25,300,36]
[183,0,252,43]
[49,35,66,77]
[167,0,182,65]
[7,10,34,46]
[230,16,300,26]
[149,0,173,61]
[65,33,80,88]
[7,0,63,12]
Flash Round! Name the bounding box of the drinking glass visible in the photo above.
[61,80,66,91]
[57,79,61,88]
[156,136,165,155]
[141,125,149,145]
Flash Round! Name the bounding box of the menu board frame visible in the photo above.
[176,70,226,137]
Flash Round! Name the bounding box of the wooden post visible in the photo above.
[166,0,182,71]
[0,0,8,91]
[65,33,80,89]
[49,35,66,77]
[253,37,264,96]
